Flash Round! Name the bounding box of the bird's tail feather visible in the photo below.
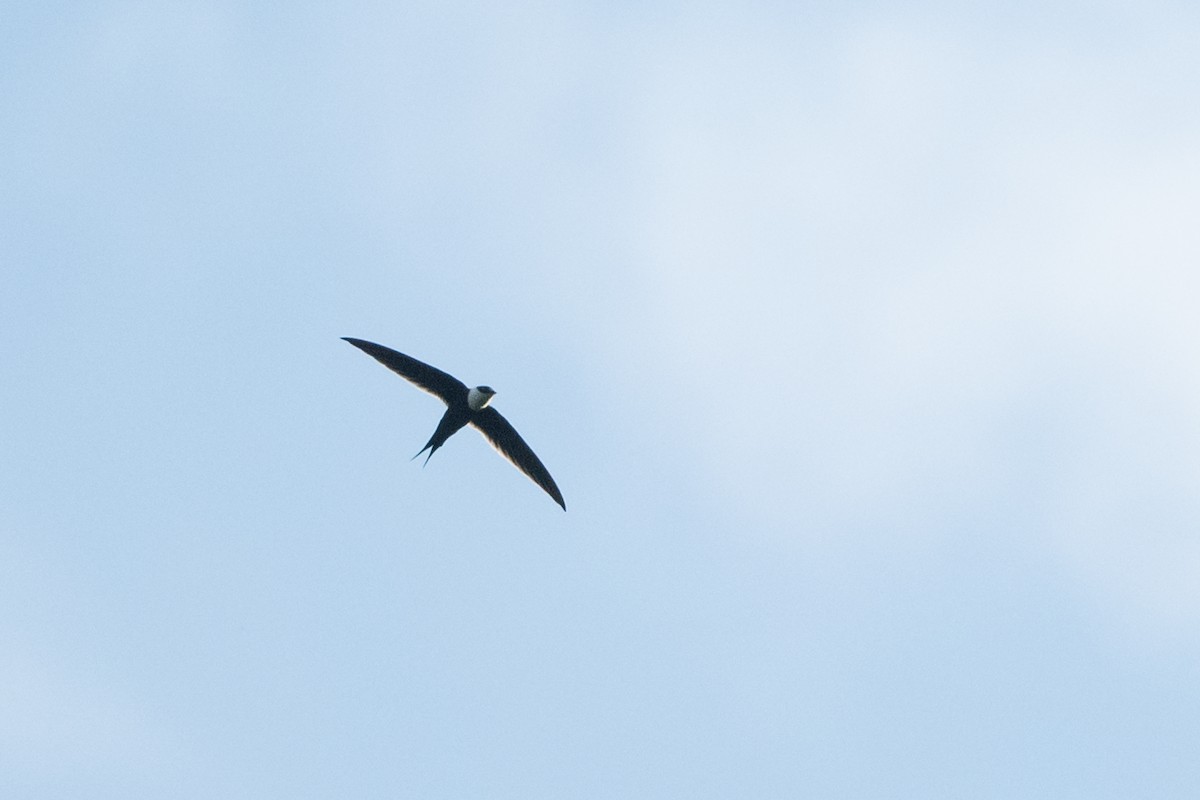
[411,443,437,467]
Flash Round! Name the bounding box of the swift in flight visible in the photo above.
[343,337,566,510]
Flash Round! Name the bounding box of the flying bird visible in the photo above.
[342,337,566,510]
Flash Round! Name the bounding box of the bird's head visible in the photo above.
[468,385,496,411]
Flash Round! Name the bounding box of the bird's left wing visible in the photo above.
[342,337,467,404]
[471,407,566,510]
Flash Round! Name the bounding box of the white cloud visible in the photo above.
[0,644,185,784]
[623,8,1200,627]
[89,2,236,89]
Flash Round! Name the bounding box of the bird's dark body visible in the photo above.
[420,405,472,463]
[342,337,566,510]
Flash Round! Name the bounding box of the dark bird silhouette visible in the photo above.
[342,337,565,510]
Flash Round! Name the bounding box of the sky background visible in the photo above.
[3,1,1200,797]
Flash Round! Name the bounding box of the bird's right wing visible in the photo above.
[471,407,566,510]
[342,338,467,404]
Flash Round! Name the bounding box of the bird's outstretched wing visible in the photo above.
[471,407,566,510]
[342,338,467,404]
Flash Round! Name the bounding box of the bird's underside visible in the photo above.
[343,337,566,510]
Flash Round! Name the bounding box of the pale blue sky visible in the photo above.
[3,2,1199,797]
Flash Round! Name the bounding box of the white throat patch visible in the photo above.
[467,386,495,411]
